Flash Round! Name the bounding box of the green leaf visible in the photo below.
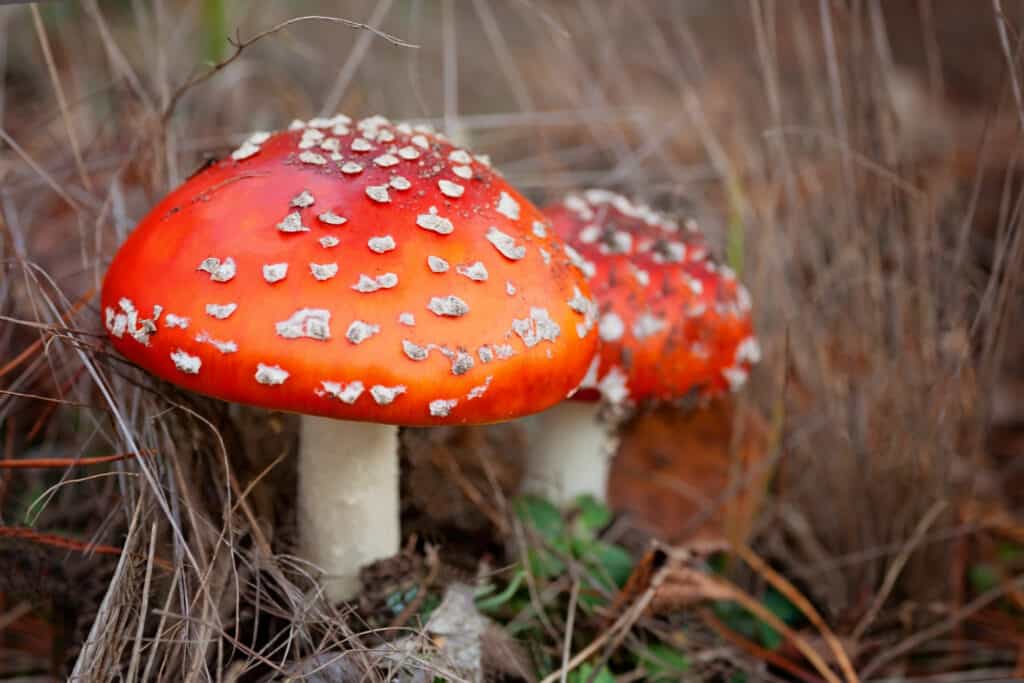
[514,495,565,542]
[762,588,800,625]
[586,541,634,589]
[575,494,612,535]
[527,545,566,579]
[566,663,616,683]
[969,563,1000,593]
[640,643,690,680]
[476,569,527,612]
[997,542,1024,564]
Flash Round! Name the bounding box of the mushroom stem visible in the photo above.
[522,401,618,506]
[298,416,399,602]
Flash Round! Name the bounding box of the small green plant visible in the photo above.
[475,494,634,619]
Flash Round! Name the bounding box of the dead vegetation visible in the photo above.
[2,1,1024,680]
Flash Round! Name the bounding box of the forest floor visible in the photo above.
[3,2,1024,681]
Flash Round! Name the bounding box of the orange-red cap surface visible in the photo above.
[545,189,758,406]
[102,116,598,426]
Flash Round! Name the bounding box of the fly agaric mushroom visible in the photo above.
[101,115,598,601]
[523,189,759,504]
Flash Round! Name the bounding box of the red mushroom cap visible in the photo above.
[545,189,758,406]
[101,115,598,426]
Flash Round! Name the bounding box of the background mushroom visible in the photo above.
[523,189,759,505]
[101,115,598,601]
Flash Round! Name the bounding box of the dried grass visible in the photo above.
[1,1,1023,680]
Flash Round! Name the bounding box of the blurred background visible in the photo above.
[2,1,1024,680]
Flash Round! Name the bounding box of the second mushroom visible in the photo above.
[523,189,760,505]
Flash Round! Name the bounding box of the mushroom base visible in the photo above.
[298,417,399,602]
[522,401,618,506]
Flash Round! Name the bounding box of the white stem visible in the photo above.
[298,417,399,602]
[522,402,617,506]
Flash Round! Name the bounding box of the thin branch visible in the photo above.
[162,14,417,123]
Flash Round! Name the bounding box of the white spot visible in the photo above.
[290,190,315,208]
[346,320,380,344]
[567,286,593,315]
[450,351,474,375]
[370,385,406,405]
[402,339,430,361]
[164,314,190,329]
[352,273,398,292]
[448,149,471,164]
[366,185,390,203]
[540,248,551,264]
[633,312,668,339]
[506,281,516,296]
[428,256,450,273]
[277,212,310,233]
[467,376,492,400]
[598,366,629,404]
[373,153,399,168]
[496,191,520,220]
[631,265,650,286]
[494,344,515,359]
[398,146,420,160]
[429,399,458,417]
[412,134,430,149]
[197,257,236,282]
[368,235,396,253]
[231,141,260,160]
[351,137,373,152]
[438,179,464,198]
[486,227,526,260]
[456,261,488,281]
[263,263,288,283]
[417,209,454,235]
[736,337,761,365]
[319,137,341,152]
[580,225,601,244]
[341,161,363,174]
[310,262,339,281]
[298,129,324,149]
[512,307,560,347]
[320,236,340,248]
[478,345,494,363]
[389,175,412,191]
[205,302,237,319]
[737,285,752,313]
[289,119,307,130]
[599,312,624,342]
[170,349,201,374]
[602,230,632,254]
[318,380,364,404]
[653,241,686,263]
[276,308,331,341]
[532,221,547,238]
[299,151,327,166]
[255,363,289,385]
[195,331,237,354]
[427,295,469,317]
[723,367,748,391]
[564,245,595,278]
[399,312,416,326]
[318,211,346,225]
[453,165,473,180]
